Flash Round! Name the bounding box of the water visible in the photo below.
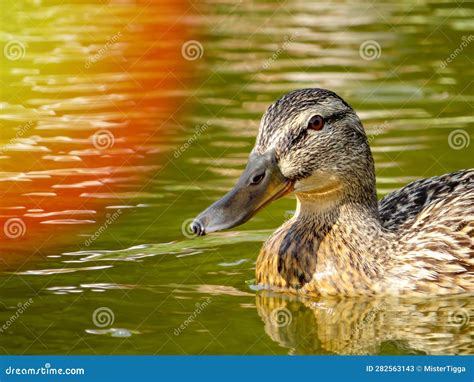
[0,0,473,355]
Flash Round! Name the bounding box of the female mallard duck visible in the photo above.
[191,88,474,296]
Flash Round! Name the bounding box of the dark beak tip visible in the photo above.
[191,219,206,236]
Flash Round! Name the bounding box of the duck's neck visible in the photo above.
[295,181,381,226]
[300,189,386,253]
[257,188,391,292]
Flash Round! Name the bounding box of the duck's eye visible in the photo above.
[250,172,265,185]
[307,115,325,131]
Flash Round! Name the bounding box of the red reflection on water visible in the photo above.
[0,0,193,260]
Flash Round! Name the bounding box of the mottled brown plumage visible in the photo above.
[252,90,474,296]
[193,88,474,296]
[257,170,474,296]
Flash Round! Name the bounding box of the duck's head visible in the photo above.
[191,88,376,236]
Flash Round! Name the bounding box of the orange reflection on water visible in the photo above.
[0,0,193,258]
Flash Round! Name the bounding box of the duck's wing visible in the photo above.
[378,169,474,230]
[380,170,473,294]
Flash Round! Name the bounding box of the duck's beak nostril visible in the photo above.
[191,219,205,236]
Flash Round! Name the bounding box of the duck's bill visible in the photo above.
[191,151,293,236]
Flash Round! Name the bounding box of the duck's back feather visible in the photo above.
[378,169,473,294]
[379,169,474,231]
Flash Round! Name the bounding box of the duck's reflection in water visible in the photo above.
[256,292,473,355]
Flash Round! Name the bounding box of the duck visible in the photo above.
[191,88,474,296]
